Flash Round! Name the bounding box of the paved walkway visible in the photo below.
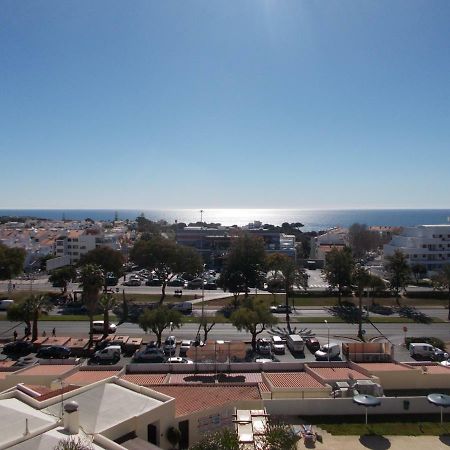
[301,434,450,449]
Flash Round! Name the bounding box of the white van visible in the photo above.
[286,334,305,353]
[92,321,117,334]
[315,343,340,360]
[0,299,14,311]
[409,343,448,360]
[94,345,121,362]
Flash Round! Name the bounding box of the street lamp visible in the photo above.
[324,319,330,362]
[201,264,206,323]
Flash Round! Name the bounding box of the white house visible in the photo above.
[383,224,450,272]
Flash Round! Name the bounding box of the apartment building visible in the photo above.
[383,224,450,272]
[55,229,121,265]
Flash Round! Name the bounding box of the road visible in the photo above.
[1,320,448,345]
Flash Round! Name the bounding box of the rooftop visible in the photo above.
[309,366,370,381]
[121,374,168,386]
[265,372,325,389]
[45,383,164,434]
[18,364,77,377]
[64,370,121,386]
[151,384,261,417]
[359,363,414,372]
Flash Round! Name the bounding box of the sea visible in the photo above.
[1,209,450,232]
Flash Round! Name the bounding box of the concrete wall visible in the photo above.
[370,368,450,390]
[265,396,442,417]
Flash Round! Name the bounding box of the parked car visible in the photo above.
[163,336,177,355]
[168,278,186,287]
[123,279,141,286]
[166,357,194,364]
[94,345,121,363]
[92,321,117,334]
[133,347,165,363]
[146,278,162,286]
[315,343,341,360]
[170,302,193,315]
[270,305,292,314]
[37,345,71,359]
[204,282,217,290]
[409,343,449,360]
[305,338,321,353]
[187,278,203,289]
[2,341,33,356]
[271,336,285,354]
[0,300,14,311]
[256,338,272,355]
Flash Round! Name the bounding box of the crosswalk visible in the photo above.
[308,284,329,289]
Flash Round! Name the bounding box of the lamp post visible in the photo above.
[201,264,206,323]
[324,319,330,362]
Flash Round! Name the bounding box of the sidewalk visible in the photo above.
[302,434,450,449]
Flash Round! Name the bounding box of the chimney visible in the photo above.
[63,401,79,434]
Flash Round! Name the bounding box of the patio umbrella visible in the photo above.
[427,393,450,424]
[353,394,381,425]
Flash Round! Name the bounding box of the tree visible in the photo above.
[189,427,240,450]
[166,426,181,449]
[79,264,104,340]
[217,268,246,309]
[98,292,118,336]
[48,266,77,295]
[138,306,183,346]
[367,274,386,308]
[385,250,411,306]
[26,294,53,341]
[323,247,355,305]
[411,263,427,284]
[80,246,124,292]
[348,223,380,258]
[220,233,266,299]
[266,253,308,333]
[352,266,371,340]
[231,299,277,350]
[0,243,26,280]
[197,316,216,343]
[130,237,203,303]
[7,302,32,334]
[264,421,300,450]
[432,264,450,320]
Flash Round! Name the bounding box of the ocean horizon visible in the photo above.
[1,208,450,232]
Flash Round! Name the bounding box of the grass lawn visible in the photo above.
[312,415,450,435]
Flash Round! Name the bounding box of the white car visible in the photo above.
[166,357,194,364]
[163,336,177,355]
[271,336,285,354]
[440,359,450,367]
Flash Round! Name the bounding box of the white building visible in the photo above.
[383,224,450,272]
[55,229,122,265]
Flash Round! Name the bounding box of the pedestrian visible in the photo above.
[13,330,17,341]
[24,327,29,338]
[42,330,46,337]
[52,327,56,337]
[12,283,15,290]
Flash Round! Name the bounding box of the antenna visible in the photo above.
[200,209,204,225]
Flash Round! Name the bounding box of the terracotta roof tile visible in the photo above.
[121,374,167,385]
[0,361,16,368]
[265,372,324,389]
[151,384,261,417]
[359,363,413,372]
[65,370,120,386]
[310,367,370,381]
[19,364,77,376]
[168,372,263,384]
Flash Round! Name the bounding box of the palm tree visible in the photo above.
[385,250,411,306]
[79,264,104,341]
[98,292,117,336]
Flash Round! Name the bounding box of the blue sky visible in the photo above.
[1,1,449,209]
